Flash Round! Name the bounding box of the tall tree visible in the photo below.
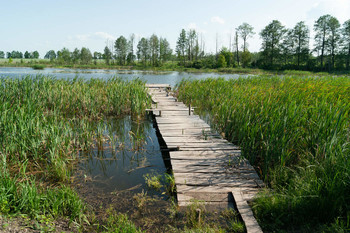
[342,19,350,70]
[149,34,160,66]
[57,48,71,64]
[187,29,197,61]
[176,29,187,65]
[103,46,112,65]
[114,36,128,65]
[80,47,92,65]
[260,20,286,67]
[314,15,332,69]
[159,37,172,64]
[24,51,31,59]
[32,51,39,59]
[292,21,310,69]
[137,37,149,66]
[44,50,56,60]
[127,34,136,65]
[72,48,81,63]
[234,31,240,66]
[236,23,255,52]
[0,51,5,59]
[280,29,295,66]
[327,16,340,70]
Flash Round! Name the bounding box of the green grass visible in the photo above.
[176,76,350,232]
[0,75,150,226]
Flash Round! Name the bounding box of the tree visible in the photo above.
[57,48,71,64]
[0,51,4,59]
[187,29,197,61]
[236,23,255,52]
[220,47,234,67]
[137,37,149,66]
[159,37,172,64]
[314,15,331,69]
[327,16,340,70]
[176,29,187,65]
[342,19,350,70]
[260,20,286,67]
[80,47,92,65]
[280,29,295,66]
[103,46,112,65]
[114,36,128,65]
[93,52,102,59]
[71,48,80,63]
[127,34,135,65]
[44,50,56,60]
[217,54,227,68]
[24,51,31,59]
[241,50,252,68]
[292,21,310,69]
[32,51,39,59]
[149,34,160,66]
[234,31,240,66]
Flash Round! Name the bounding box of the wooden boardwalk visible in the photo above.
[146,84,263,233]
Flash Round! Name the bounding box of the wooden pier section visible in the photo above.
[146,84,263,233]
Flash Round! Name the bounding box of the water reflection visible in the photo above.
[0,67,248,86]
[77,115,166,193]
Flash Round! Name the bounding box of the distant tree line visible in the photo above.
[0,50,40,59]
[1,14,349,71]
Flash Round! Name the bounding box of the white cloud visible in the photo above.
[185,23,207,33]
[211,16,225,24]
[93,32,116,41]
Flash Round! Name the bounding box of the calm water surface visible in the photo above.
[0,67,247,86]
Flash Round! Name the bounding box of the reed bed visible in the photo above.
[176,76,350,231]
[0,75,150,222]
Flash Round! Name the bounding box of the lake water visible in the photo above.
[0,67,246,86]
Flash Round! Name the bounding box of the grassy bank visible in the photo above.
[0,75,150,229]
[176,76,350,232]
[1,58,348,76]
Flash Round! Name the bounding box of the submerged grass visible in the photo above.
[176,76,350,231]
[0,75,150,224]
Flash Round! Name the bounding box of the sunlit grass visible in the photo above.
[0,75,150,224]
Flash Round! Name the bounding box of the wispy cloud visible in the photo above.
[186,23,207,33]
[211,16,225,24]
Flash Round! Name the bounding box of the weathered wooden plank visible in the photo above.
[174,172,261,183]
[162,137,225,143]
[170,150,241,157]
[232,190,263,233]
[146,84,171,88]
[177,192,233,203]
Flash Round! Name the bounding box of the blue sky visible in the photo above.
[0,0,349,57]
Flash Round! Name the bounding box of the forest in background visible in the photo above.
[1,14,350,72]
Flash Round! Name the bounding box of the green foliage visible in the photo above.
[176,76,350,231]
[0,170,85,221]
[103,207,141,233]
[217,54,227,68]
[144,174,163,190]
[0,76,150,181]
[32,64,45,70]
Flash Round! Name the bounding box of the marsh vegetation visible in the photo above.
[176,76,350,232]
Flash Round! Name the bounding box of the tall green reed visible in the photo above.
[176,76,350,230]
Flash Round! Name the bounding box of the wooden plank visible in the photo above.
[171,166,256,174]
[162,137,225,143]
[177,192,233,203]
[174,172,261,183]
[170,151,242,157]
[146,84,171,88]
[232,190,263,233]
